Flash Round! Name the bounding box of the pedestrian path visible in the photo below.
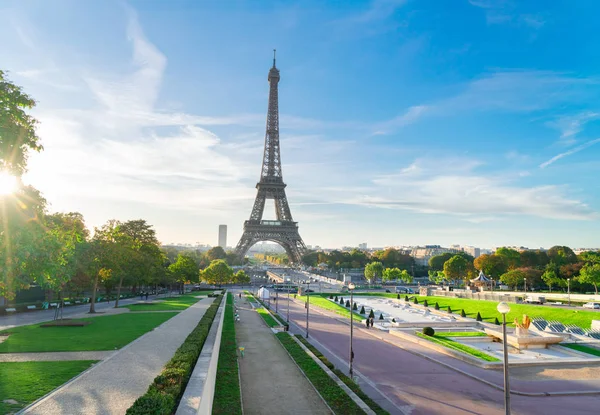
[23,297,215,415]
[0,351,113,362]
[234,292,332,415]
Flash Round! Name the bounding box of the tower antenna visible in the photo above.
[273,49,276,67]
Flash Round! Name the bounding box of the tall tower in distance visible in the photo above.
[218,225,227,249]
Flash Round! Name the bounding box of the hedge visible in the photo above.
[213,293,242,414]
[126,294,223,414]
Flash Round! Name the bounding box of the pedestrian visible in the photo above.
[370,317,374,327]
[145,292,149,301]
[140,292,144,300]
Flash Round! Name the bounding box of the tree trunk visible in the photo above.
[595,284,598,295]
[89,274,99,313]
[114,275,125,308]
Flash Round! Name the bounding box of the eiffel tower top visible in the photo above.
[261,50,283,182]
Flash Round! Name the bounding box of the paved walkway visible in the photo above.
[23,297,215,415]
[0,351,114,362]
[234,291,332,415]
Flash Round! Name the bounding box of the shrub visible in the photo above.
[447,306,452,313]
[334,296,338,302]
[461,309,467,318]
[405,295,409,302]
[368,309,375,319]
[435,302,440,310]
[392,318,396,323]
[495,317,500,325]
[339,297,344,304]
[397,294,400,299]
[353,302,358,311]
[476,312,483,322]
[422,327,435,336]
[379,313,384,320]
[413,297,419,304]
[329,294,333,299]
[360,305,365,314]
[423,300,429,307]
[345,300,350,307]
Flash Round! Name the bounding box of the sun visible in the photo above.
[0,171,17,195]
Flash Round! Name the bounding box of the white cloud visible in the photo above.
[373,105,428,134]
[539,138,600,169]
[546,111,599,146]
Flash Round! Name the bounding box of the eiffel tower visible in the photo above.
[235,51,307,263]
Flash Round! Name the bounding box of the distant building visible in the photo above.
[410,246,460,266]
[358,242,367,250]
[218,225,227,248]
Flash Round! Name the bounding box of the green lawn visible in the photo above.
[297,296,364,320]
[562,343,600,357]
[122,294,202,311]
[257,308,280,327]
[415,332,500,362]
[213,294,242,415]
[0,312,177,353]
[276,333,365,415]
[0,360,97,413]
[436,331,488,337]
[358,293,600,329]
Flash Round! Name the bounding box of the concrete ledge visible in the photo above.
[175,294,226,415]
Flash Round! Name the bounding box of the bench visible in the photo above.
[75,301,81,304]
[5,308,16,313]
[27,305,37,310]
[64,302,71,305]
[50,303,58,308]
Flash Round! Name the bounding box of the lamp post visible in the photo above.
[523,278,527,294]
[276,289,278,313]
[497,301,511,415]
[348,282,356,377]
[306,282,310,338]
[287,286,290,323]
[567,278,571,306]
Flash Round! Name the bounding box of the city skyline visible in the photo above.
[2,0,600,248]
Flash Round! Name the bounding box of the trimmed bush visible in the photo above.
[127,294,224,414]
[379,313,384,320]
[397,294,400,299]
[495,317,500,325]
[368,309,375,319]
[405,295,409,302]
[447,306,452,314]
[392,318,396,323]
[476,312,482,322]
[339,297,344,304]
[334,296,338,302]
[353,302,358,311]
[461,309,467,318]
[345,300,350,307]
[329,294,333,299]
[422,327,435,336]
[423,300,429,307]
[360,305,365,314]
[435,302,440,310]
[413,297,419,304]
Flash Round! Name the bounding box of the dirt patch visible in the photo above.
[511,365,600,381]
[0,334,11,344]
[40,320,91,327]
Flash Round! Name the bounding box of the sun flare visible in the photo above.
[0,171,17,195]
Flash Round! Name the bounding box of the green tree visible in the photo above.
[364,261,384,284]
[234,270,251,286]
[201,259,234,287]
[428,270,446,284]
[500,269,527,290]
[0,70,43,175]
[547,246,578,266]
[382,267,413,283]
[578,264,600,294]
[542,266,562,292]
[443,255,472,285]
[206,246,227,261]
[169,254,200,294]
[495,247,521,270]
[520,250,549,269]
[428,253,454,271]
[473,254,508,278]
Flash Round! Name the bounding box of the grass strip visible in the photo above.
[122,294,203,311]
[0,312,177,353]
[275,332,366,415]
[213,293,242,415]
[415,332,500,362]
[0,360,97,414]
[562,343,600,357]
[126,295,223,415]
[257,307,280,328]
[297,295,364,321]
[361,293,600,328]
[295,335,389,415]
[435,331,488,337]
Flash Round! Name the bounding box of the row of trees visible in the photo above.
[301,248,415,271]
[364,262,413,284]
[428,246,600,294]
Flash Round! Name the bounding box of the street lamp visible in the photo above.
[348,282,356,378]
[306,282,310,338]
[276,289,278,313]
[567,278,571,306]
[497,301,511,415]
[287,286,290,323]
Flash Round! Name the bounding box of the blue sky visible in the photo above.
[2,0,599,249]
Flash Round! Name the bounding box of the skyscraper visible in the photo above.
[218,225,227,249]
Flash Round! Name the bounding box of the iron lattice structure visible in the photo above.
[235,52,307,263]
